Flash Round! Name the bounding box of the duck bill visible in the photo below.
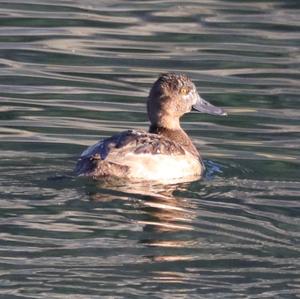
[192,94,227,116]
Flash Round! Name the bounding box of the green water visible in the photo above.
[0,0,299,298]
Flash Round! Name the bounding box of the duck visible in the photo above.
[75,73,226,182]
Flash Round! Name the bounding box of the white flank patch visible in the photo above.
[115,152,202,182]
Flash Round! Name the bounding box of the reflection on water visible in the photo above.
[0,0,300,298]
[90,180,196,233]
[89,180,202,282]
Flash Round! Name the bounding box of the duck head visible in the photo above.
[147,73,226,129]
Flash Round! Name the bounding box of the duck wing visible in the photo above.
[75,129,186,177]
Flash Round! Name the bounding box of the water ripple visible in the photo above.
[0,0,299,298]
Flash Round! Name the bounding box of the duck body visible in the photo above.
[75,129,203,182]
[75,73,226,182]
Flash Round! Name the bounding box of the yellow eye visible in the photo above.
[180,87,189,95]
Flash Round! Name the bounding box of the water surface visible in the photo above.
[0,0,300,298]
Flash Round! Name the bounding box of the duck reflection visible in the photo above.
[87,177,198,247]
[139,191,194,233]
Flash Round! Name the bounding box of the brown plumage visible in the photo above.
[75,73,226,182]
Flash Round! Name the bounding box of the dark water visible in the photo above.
[0,0,300,298]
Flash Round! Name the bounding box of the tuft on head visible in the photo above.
[155,73,191,93]
[148,73,195,104]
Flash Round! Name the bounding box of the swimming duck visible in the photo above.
[75,73,226,182]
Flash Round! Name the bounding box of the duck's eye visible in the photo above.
[180,87,189,95]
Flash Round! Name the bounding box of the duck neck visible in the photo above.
[149,124,199,157]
